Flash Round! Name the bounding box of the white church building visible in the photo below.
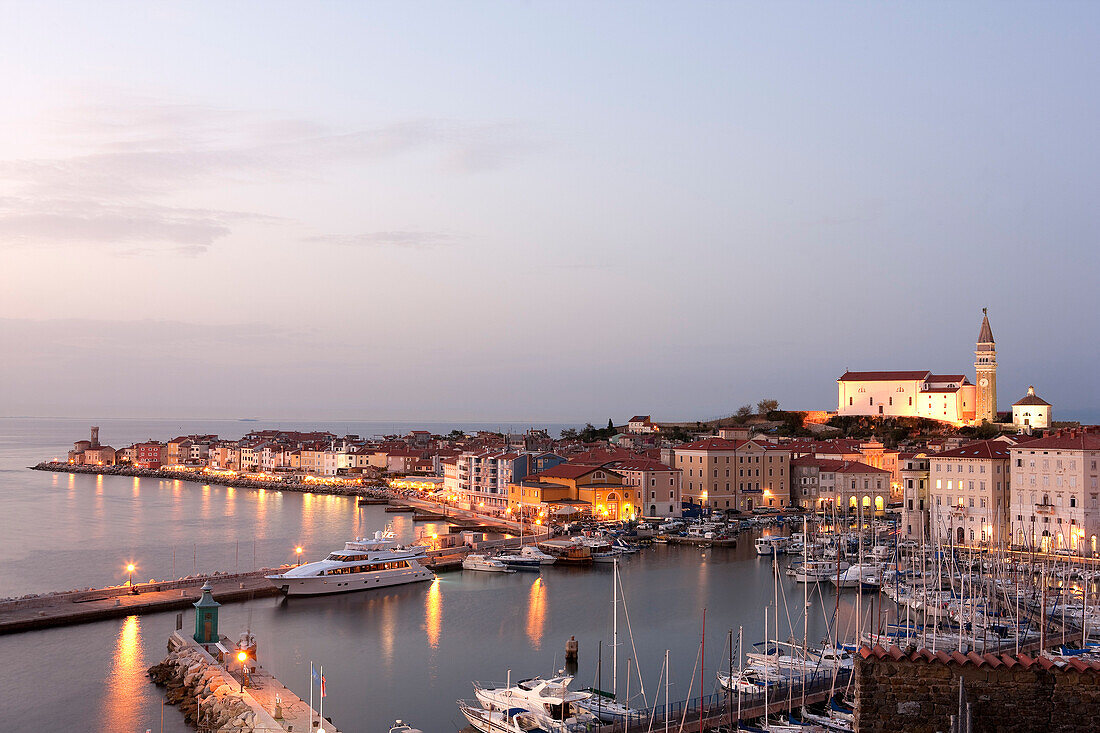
[836,310,998,427]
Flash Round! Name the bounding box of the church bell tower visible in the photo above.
[975,308,997,424]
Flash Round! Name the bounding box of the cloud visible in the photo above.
[305,230,466,250]
[0,97,537,254]
[0,197,275,254]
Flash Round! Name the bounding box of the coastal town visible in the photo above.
[45,313,1094,559]
[16,312,1100,733]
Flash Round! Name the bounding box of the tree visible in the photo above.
[446,429,465,440]
[607,418,615,432]
[560,428,579,440]
[735,405,753,422]
[757,399,779,415]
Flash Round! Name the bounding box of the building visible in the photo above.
[507,464,641,520]
[673,437,790,512]
[606,458,682,517]
[928,440,1011,547]
[1009,427,1100,555]
[454,450,566,514]
[899,452,931,540]
[790,457,843,510]
[832,462,892,515]
[835,310,999,427]
[627,415,656,434]
[837,370,976,426]
[1012,386,1052,431]
[135,441,166,469]
[974,308,997,424]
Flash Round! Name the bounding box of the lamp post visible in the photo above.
[295,546,303,566]
[126,563,136,592]
[236,650,248,692]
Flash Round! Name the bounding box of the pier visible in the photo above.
[0,570,284,635]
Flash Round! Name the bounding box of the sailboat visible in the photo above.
[575,558,639,723]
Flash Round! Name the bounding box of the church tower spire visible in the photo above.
[975,307,997,423]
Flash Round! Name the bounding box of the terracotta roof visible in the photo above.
[791,457,850,471]
[628,415,651,423]
[529,464,620,481]
[859,644,1100,673]
[927,374,968,384]
[839,370,930,382]
[833,461,890,474]
[608,459,678,472]
[1014,389,1051,407]
[935,440,1010,460]
[676,437,745,451]
[1012,427,1100,451]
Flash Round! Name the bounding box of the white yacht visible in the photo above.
[462,554,515,573]
[265,530,432,596]
[830,563,882,590]
[474,675,596,724]
[500,545,557,569]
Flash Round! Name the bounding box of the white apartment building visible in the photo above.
[928,441,1010,547]
[1010,428,1100,555]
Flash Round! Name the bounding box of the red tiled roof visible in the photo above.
[608,459,678,472]
[839,370,931,382]
[927,374,968,383]
[676,437,745,451]
[833,461,890,474]
[935,440,1010,459]
[858,644,1100,673]
[791,457,850,471]
[1012,427,1100,451]
[529,464,620,481]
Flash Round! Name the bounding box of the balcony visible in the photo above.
[1034,504,1055,515]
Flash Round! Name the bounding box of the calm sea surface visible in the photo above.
[1,418,877,733]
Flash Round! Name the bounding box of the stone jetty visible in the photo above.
[149,630,340,732]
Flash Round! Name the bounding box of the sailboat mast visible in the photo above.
[664,649,669,733]
[698,607,706,733]
[613,557,618,699]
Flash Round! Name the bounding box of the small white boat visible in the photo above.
[474,675,596,725]
[388,721,423,733]
[463,554,515,573]
[755,536,787,556]
[791,559,848,583]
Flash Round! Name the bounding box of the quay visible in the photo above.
[0,569,284,635]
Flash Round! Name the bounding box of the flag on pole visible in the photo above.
[312,664,321,687]
[321,674,327,697]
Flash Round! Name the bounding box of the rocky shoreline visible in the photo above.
[32,461,387,498]
[148,642,257,730]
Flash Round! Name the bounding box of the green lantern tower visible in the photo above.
[193,580,221,644]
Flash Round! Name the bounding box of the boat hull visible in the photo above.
[266,568,432,596]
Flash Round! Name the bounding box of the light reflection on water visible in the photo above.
[527,576,546,649]
[425,577,442,649]
[102,615,143,731]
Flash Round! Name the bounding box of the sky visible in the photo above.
[0,2,1097,422]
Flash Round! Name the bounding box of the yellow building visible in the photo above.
[507,464,642,520]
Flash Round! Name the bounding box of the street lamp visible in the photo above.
[295,546,303,566]
[236,650,248,692]
[126,563,136,591]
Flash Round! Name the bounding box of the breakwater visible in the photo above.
[149,631,341,732]
[0,570,284,635]
[32,461,378,497]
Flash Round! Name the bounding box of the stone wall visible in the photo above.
[856,651,1100,733]
[147,636,260,730]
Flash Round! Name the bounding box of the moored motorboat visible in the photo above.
[265,529,432,596]
[463,554,516,573]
